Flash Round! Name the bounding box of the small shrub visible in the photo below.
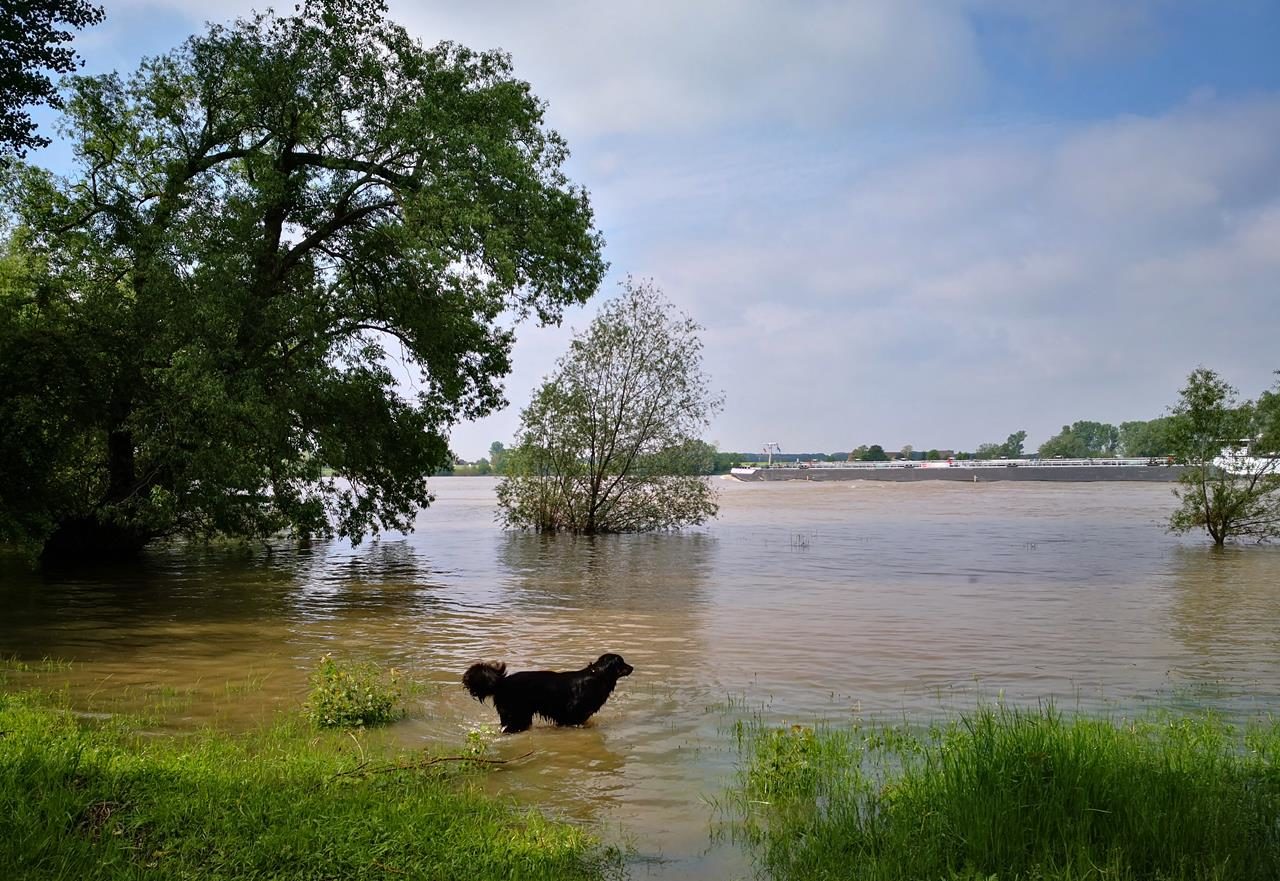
[465,725,500,757]
[305,655,403,728]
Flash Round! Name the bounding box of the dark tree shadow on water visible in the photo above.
[0,537,446,661]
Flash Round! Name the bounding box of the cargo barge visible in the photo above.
[729,458,1186,483]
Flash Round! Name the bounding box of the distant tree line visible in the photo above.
[447,412,1185,479]
[671,418,1176,472]
[688,417,1181,468]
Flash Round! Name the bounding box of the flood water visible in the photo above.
[4,478,1280,878]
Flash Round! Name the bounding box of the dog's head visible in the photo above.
[590,653,634,679]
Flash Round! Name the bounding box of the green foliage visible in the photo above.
[0,693,620,880]
[973,430,1027,459]
[305,655,403,728]
[449,458,492,476]
[496,279,721,533]
[0,0,604,558]
[1002,429,1027,457]
[859,444,888,461]
[1038,420,1121,458]
[1119,416,1177,457]
[1169,367,1280,545]
[712,451,743,472]
[488,441,509,475]
[0,0,105,157]
[728,706,1280,881]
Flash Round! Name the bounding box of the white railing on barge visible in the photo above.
[731,457,1176,474]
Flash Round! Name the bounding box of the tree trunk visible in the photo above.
[40,516,151,562]
[41,423,151,562]
[107,427,137,504]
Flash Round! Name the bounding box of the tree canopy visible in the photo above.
[1118,417,1177,458]
[0,0,104,158]
[974,430,1027,460]
[1037,421,1120,458]
[495,279,721,534]
[1168,367,1280,545]
[0,0,604,557]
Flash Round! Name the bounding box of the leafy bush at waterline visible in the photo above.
[0,694,620,880]
[728,706,1280,881]
[306,654,403,728]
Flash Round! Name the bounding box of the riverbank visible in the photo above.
[725,705,1280,880]
[0,691,622,881]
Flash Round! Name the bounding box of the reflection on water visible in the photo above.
[1168,546,1280,688]
[4,477,1280,879]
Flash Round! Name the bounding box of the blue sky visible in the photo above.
[26,0,1280,458]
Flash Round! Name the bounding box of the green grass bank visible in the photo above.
[727,705,1280,881]
[0,692,622,880]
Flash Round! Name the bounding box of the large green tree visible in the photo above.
[1168,367,1280,545]
[0,0,104,157]
[495,279,721,534]
[1119,417,1177,458]
[0,0,604,558]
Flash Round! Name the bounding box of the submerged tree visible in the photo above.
[495,279,721,533]
[0,0,104,157]
[0,0,604,558]
[1168,367,1280,545]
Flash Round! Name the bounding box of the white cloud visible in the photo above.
[83,2,1280,456]
[623,94,1280,452]
[108,1,989,138]
[393,0,988,138]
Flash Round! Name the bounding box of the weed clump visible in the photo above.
[305,655,403,728]
[729,706,1280,881]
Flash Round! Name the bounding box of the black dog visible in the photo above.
[462,653,634,733]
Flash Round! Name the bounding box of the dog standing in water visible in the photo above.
[462,653,634,733]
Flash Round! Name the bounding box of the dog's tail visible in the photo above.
[462,661,507,702]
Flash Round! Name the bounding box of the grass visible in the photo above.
[0,691,622,880]
[726,705,1280,881]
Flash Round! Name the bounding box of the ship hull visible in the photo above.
[729,465,1186,482]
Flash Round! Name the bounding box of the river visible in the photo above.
[3,478,1280,878]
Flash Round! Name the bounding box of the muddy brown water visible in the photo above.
[4,478,1280,878]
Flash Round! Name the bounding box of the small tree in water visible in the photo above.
[496,279,722,533]
[1169,367,1280,545]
